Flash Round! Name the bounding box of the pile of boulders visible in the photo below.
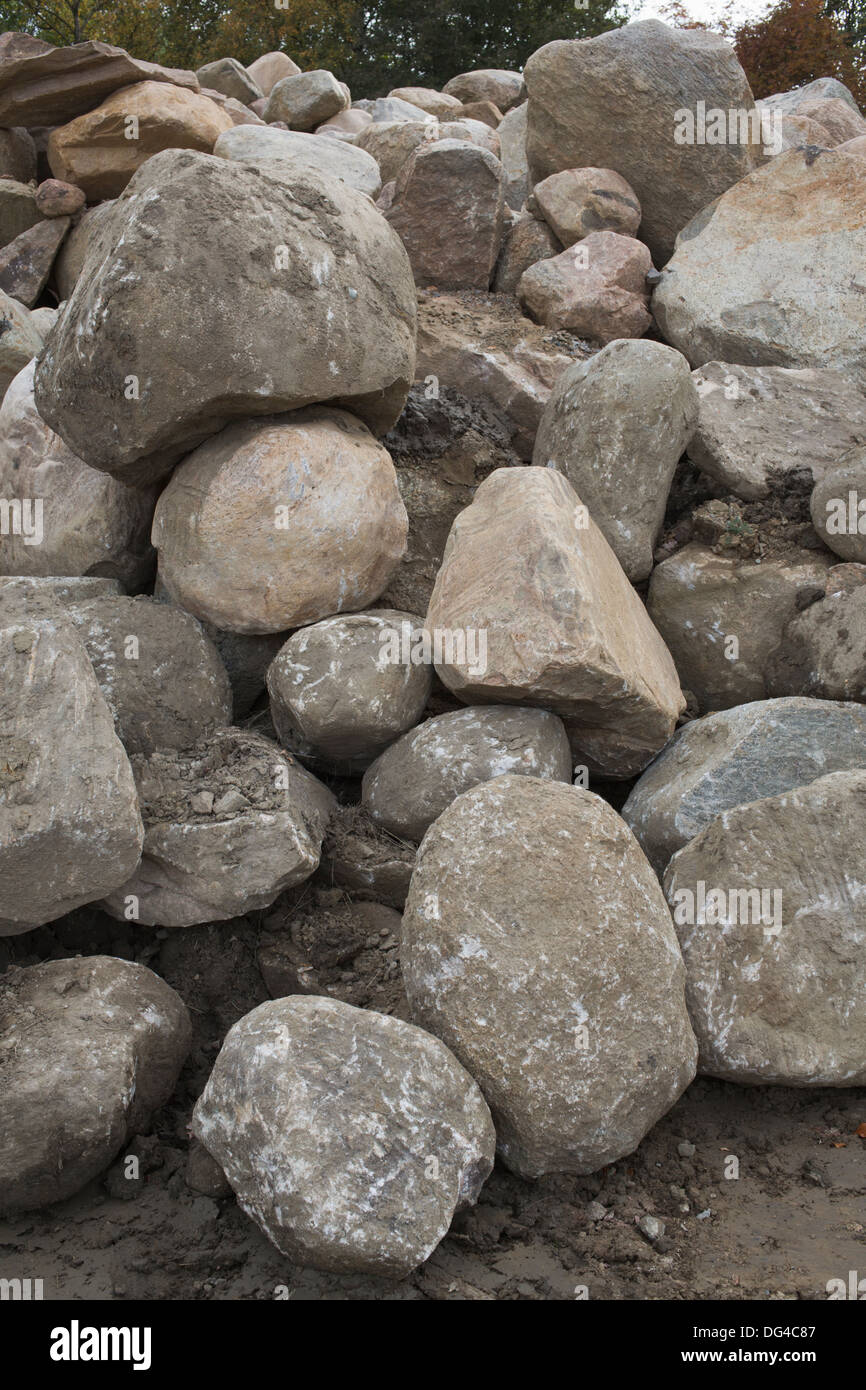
[2,17,866,1283]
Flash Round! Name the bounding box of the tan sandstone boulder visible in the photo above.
[152,409,408,634]
[47,80,234,200]
[426,467,684,776]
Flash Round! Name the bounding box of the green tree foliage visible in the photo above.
[823,0,866,56]
[0,0,628,94]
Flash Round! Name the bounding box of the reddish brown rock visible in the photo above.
[456,100,503,128]
[34,178,85,217]
[519,230,652,343]
[386,139,505,290]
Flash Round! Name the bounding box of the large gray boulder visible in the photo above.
[101,729,335,927]
[213,124,382,197]
[524,21,765,264]
[0,361,157,588]
[664,771,866,1085]
[192,995,495,1276]
[362,705,573,842]
[402,776,697,1177]
[0,616,143,934]
[196,57,262,105]
[647,544,832,713]
[653,147,866,375]
[532,339,698,581]
[0,289,44,401]
[67,595,233,755]
[34,150,417,483]
[267,610,431,774]
[0,956,191,1213]
[687,362,866,500]
[263,70,349,128]
[623,697,866,875]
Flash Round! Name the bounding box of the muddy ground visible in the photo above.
[1,897,864,1302]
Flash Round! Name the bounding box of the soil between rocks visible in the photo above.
[1,894,863,1302]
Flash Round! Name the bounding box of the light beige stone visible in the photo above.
[47,80,234,200]
[152,408,408,635]
[530,167,641,247]
[388,87,462,119]
[653,148,866,375]
[443,69,523,113]
[246,51,301,96]
[426,467,685,776]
